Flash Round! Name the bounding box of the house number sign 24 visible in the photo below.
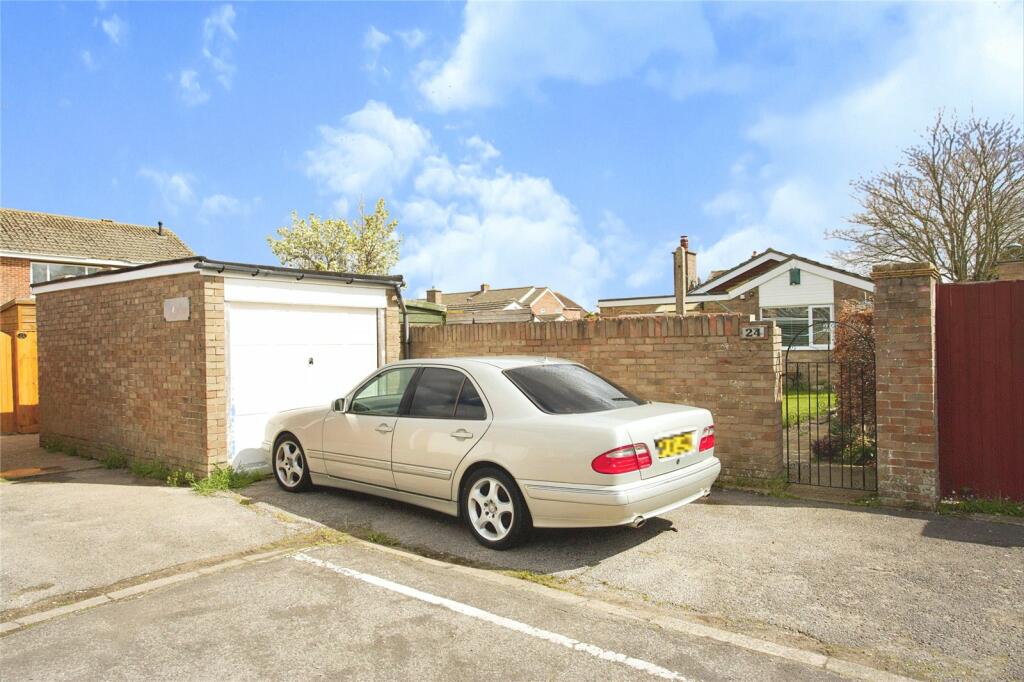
[740,325,766,339]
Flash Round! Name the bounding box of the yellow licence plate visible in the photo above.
[655,432,694,459]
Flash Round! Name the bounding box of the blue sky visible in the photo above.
[3,2,1022,305]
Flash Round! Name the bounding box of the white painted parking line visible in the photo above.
[292,552,694,681]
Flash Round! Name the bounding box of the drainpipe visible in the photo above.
[393,283,410,360]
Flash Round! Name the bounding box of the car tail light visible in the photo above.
[592,444,652,474]
[698,425,715,452]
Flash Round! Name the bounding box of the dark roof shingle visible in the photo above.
[0,208,195,263]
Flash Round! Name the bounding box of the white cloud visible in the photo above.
[399,155,608,306]
[138,168,196,213]
[303,100,637,306]
[178,70,210,106]
[80,50,96,71]
[363,25,390,51]
[695,2,1024,278]
[305,100,432,200]
[396,28,426,49]
[363,25,391,74]
[202,4,238,89]
[199,193,259,223]
[100,14,127,45]
[463,135,499,162]
[416,3,728,111]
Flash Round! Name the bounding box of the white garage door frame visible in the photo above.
[223,276,390,470]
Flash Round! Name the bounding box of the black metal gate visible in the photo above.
[783,321,877,490]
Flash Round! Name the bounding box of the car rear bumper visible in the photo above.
[520,456,721,528]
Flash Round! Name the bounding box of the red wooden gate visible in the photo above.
[936,281,1024,500]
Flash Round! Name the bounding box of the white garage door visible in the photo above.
[225,280,385,469]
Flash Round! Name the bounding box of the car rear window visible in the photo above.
[503,364,644,414]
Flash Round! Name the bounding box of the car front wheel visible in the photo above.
[462,467,531,549]
[273,435,312,492]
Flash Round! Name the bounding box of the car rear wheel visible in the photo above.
[274,435,312,492]
[462,467,531,550]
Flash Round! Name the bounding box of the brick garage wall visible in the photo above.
[872,262,939,508]
[1,257,31,304]
[387,290,404,362]
[36,272,224,475]
[410,314,784,478]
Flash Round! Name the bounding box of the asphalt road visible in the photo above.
[1,541,851,681]
[244,480,1024,680]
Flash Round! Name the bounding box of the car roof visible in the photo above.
[388,356,575,370]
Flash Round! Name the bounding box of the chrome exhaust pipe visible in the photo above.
[631,516,646,529]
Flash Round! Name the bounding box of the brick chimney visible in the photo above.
[426,287,443,304]
[480,283,490,292]
[683,235,698,289]
[673,236,687,315]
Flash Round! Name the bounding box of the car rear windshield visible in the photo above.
[503,364,644,414]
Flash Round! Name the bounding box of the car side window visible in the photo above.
[407,368,487,420]
[350,367,416,416]
[455,380,486,420]
[408,368,464,418]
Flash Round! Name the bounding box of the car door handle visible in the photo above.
[450,429,474,440]
[376,423,394,434]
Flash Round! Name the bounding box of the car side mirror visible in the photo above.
[333,397,347,412]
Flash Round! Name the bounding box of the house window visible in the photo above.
[30,262,103,284]
[760,305,833,349]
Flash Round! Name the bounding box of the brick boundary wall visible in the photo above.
[872,262,940,508]
[37,271,223,475]
[409,314,784,479]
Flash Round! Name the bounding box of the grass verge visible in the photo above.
[190,466,267,495]
[502,569,568,590]
[715,475,793,498]
[938,497,1024,518]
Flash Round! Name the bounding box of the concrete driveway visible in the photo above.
[0,436,302,618]
[244,480,1024,681]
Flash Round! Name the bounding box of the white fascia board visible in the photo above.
[690,252,786,294]
[598,293,730,308]
[731,259,874,296]
[0,250,140,267]
[222,274,388,309]
[31,261,203,294]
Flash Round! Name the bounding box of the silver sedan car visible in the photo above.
[263,357,721,549]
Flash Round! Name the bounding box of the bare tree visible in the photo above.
[831,112,1024,281]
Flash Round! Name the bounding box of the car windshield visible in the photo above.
[503,364,644,414]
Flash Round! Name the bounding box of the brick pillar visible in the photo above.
[872,262,940,508]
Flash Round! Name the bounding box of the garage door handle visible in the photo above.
[450,429,474,440]
[376,423,393,434]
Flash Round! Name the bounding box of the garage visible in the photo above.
[31,257,404,475]
[224,277,388,469]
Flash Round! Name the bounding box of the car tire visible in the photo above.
[461,467,532,550]
[273,434,312,493]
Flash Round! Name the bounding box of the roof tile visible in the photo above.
[1,208,195,263]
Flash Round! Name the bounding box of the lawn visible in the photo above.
[783,391,835,428]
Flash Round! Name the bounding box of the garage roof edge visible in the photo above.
[31,256,405,294]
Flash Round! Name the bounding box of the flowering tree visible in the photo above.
[267,198,401,275]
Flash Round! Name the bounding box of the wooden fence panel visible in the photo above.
[936,281,1024,500]
[1,331,12,434]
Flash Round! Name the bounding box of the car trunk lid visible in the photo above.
[620,403,715,479]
